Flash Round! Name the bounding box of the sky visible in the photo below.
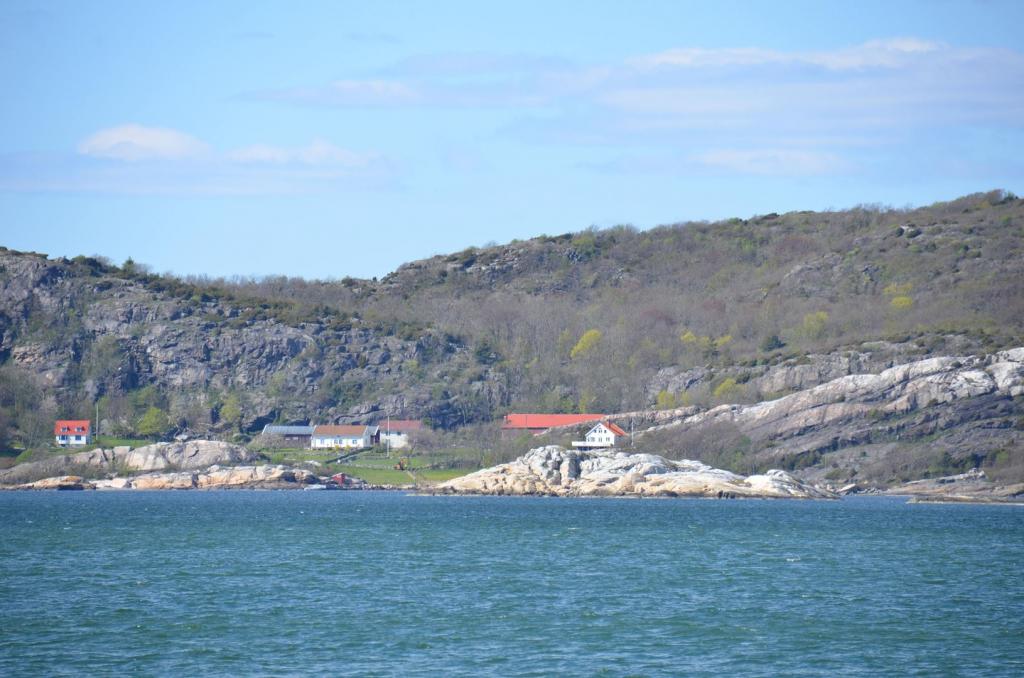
[1,0,1022,280]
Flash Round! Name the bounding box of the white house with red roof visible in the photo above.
[571,421,627,449]
[377,419,423,450]
[311,424,379,450]
[55,420,92,447]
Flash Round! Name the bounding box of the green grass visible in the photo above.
[250,448,479,485]
[94,436,151,448]
[329,465,415,485]
[262,449,344,465]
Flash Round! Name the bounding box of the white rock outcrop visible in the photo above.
[0,440,260,485]
[5,464,321,491]
[438,446,833,499]
[646,348,1024,442]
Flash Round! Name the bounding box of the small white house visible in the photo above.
[571,421,627,449]
[55,420,92,447]
[377,419,423,450]
[311,425,379,450]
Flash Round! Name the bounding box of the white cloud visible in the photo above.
[24,129,394,195]
[692,149,846,175]
[77,124,207,161]
[227,139,379,167]
[632,38,943,71]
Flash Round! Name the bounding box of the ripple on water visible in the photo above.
[0,492,1022,676]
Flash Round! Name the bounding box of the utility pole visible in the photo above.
[386,413,391,458]
[95,401,100,442]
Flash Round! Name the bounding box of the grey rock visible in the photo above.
[439,446,833,499]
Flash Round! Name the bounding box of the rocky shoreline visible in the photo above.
[4,440,1022,502]
[883,469,1024,504]
[437,446,836,499]
[0,440,364,492]
[2,464,327,491]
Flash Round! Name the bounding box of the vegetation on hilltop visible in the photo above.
[1,190,1022,484]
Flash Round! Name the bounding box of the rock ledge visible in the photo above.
[437,446,834,499]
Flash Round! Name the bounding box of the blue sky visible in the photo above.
[1,0,1022,279]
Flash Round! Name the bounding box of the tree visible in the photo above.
[712,377,740,401]
[570,329,603,360]
[137,406,170,439]
[801,311,829,341]
[890,296,914,311]
[656,390,677,410]
[219,394,242,431]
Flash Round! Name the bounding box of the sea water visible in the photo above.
[1,492,1022,676]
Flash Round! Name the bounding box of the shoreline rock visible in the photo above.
[885,468,1024,504]
[3,464,331,491]
[437,446,835,499]
[0,440,260,486]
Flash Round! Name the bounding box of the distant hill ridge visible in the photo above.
[1,190,1022,482]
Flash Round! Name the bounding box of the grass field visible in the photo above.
[243,444,480,485]
[262,449,347,465]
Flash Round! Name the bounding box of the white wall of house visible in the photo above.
[585,424,620,447]
[311,434,369,449]
[380,431,410,449]
[571,423,621,449]
[55,434,91,447]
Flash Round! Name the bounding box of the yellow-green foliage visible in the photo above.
[656,390,677,410]
[883,282,913,297]
[883,282,914,311]
[681,330,731,354]
[219,394,242,428]
[890,295,914,310]
[712,377,740,400]
[137,406,170,438]
[570,329,603,360]
[801,311,829,340]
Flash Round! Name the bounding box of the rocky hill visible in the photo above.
[1,189,1022,485]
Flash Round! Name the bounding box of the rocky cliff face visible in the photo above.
[634,348,1024,484]
[438,445,833,498]
[0,249,497,433]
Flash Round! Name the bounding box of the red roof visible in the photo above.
[313,425,367,436]
[54,420,91,435]
[600,421,627,437]
[501,413,606,430]
[378,419,423,432]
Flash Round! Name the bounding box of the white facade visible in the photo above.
[379,430,410,450]
[571,422,624,449]
[310,425,379,450]
[55,433,91,447]
[311,434,367,449]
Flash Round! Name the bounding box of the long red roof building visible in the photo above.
[501,413,606,432]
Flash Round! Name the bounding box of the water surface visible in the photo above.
[1,492,1021,676]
